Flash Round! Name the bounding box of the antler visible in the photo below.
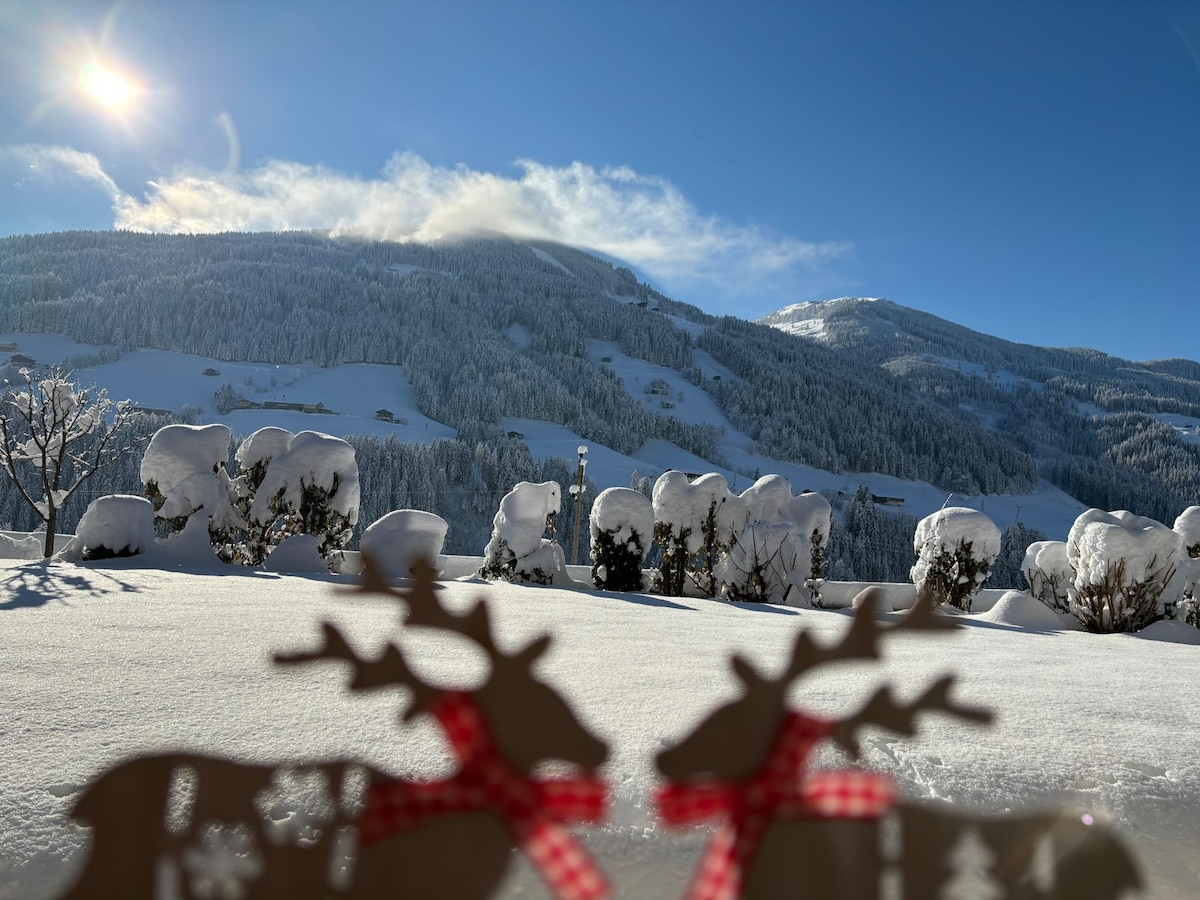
[774,586,958,686]
[275,621,440,720]
[275,555,464,720]
[831,674,993,759]
[350,553,496,649]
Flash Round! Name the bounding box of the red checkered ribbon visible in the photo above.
[360,691,610,900]
[655,712,895,900]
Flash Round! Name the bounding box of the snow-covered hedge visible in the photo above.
[717,521,811,604]
[589,487,653,591]
[360,509,449,579]
[142,425,359,570]
[1022,540,1072,614]
[480,481,564,584]
[717,476,832,604]
[70,495,156,561]
[911,507,1001,611]
[649,471,831,603]
[651,472,739,596]
[1068,509,1183,633]
[141,424,238,534]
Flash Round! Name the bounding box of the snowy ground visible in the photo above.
[1,557,1198,898]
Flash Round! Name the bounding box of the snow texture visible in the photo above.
[978,590,1070,630]
[140,424,237,527]
[68,495,155,559]
[1174,507,1200,600]
[359,509,449,579]
[1067,509,1184,626]
[1022,540,1072,613]
[3,561,1200,898]
[0,532,45,560]
[262,535,328,574]
[589,488,653,550]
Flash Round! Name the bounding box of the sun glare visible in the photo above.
[77,62,139,110]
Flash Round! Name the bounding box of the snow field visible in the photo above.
[2,561,1199,897]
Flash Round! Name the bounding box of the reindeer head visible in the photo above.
[276,555,608,775]
[657,587,990,782]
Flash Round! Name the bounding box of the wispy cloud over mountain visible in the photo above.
[1,144,850,295]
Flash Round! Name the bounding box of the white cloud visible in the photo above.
[3,145,850,296]
[1,144,122,199]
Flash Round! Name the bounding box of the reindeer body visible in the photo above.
[62,558,609,900]
[655,588,1141,900]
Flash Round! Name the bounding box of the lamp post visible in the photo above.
[570,445,588,566]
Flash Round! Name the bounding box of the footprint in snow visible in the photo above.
[47,783,82,798]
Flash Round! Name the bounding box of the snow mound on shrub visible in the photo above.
[71,495,155,560]
[141,424,235,524]
[486,481,561,561]
[264,534,328,573]
[248,431,360,525]
[360,509,449,579]
[1023,540,1071,612]
[979,590,1069,630]
[590,488,653,548]
[914,507,1002,560]
[235,426,294,471]
[1068,510,1183,601]
[653,471,737,553]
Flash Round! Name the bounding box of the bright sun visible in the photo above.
[77,63,139,110]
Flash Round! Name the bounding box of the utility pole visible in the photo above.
[570,445,588,566]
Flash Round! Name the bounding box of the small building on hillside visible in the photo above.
[375,408,395,421]
[202,367,221,376]
[9,353,36,366]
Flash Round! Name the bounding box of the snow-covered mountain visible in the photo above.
[0,232,1196,565]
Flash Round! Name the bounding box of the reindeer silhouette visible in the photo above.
[61,557,610,900]
[654,587,1142,900]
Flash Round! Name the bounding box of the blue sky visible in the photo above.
[2,1,1198,362]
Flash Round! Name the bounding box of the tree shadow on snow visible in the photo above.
[589,589,696,611]
[0,560,143,611]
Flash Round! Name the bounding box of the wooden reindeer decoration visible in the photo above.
[61,556,610,900]
[654,587,1142,900]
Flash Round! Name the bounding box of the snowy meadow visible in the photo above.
[2,553,1199,898]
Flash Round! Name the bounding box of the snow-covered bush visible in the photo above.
[787,490,833,602]
[717,521,810,604]
[1173,507,1200,626]
[480,481,564,584]
[650,471,738,596]
[1022,540,1072,614]
[911,507,1001,611]
[360,509,449,579]
[589,487,654,592]
[142,425,359,568]
[244,430,360,565]
[71,495,156,561]
[716,476,832,605]
[1068,509,1182,633]
[141,424,239,542]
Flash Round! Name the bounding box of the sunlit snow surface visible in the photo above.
[1,560,1199,898]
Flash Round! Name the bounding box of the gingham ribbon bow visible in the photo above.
[360,691,610,900]
[654,712,895,900]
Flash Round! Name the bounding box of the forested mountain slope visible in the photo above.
[0,231,1196,544]
[0,231,1034,498]
[761,297,1200,521]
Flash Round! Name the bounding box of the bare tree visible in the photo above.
[0,368,137,557]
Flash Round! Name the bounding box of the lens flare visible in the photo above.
[77,62,139,110]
